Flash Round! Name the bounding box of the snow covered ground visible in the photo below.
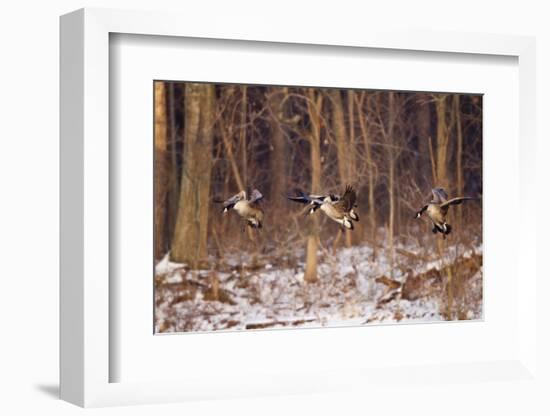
[155,242,483,333]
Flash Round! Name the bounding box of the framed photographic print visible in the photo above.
[152,81,483,334]
[60,7,539,408]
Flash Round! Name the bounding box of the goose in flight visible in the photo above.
[218,189,264,229]
[414,187,476,237]
[288,185,359,230]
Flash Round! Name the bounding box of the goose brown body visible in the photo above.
[219,189,264,229]
[288,185,359,230]
[233,199,264,228]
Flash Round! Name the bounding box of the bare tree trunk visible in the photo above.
[454,95,464,227]
[357,92,377,259]
[330,89,349,184]
[388,92,396,278]
[219,87,245,191]
[329,89,352,247]
[304,89,323,283]
[396,184,404,242]
[347,90,361,245]
[417,94,432,187]
[240,86,248,189]
[171,83,215,267]
[154,81,168,260]
[268,87,287,206]
[428,136,437,184]
[434,96,454,317]
[167,83,180,242]
[220,131,244,190]
[435,95,449,189]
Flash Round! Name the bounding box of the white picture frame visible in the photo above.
[60,7,538,408]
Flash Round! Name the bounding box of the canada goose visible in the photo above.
[288,185,359,230]
[414,187,475,237]
[218,189,264,229]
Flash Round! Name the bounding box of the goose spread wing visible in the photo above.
[431,188,448,204]
[440,196,476,208]
[287,190,324,205]
[334,185,356,212]
[248,189,264,203]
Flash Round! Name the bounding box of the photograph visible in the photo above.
[153,81,483,333]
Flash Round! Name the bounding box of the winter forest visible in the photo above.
[154,81,483,333]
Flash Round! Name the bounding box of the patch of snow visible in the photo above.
[155,252,183,275]
[155,242,482,333]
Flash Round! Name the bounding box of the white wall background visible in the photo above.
[0,1,548,415]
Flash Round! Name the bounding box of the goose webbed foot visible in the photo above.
[342,218,354,230]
